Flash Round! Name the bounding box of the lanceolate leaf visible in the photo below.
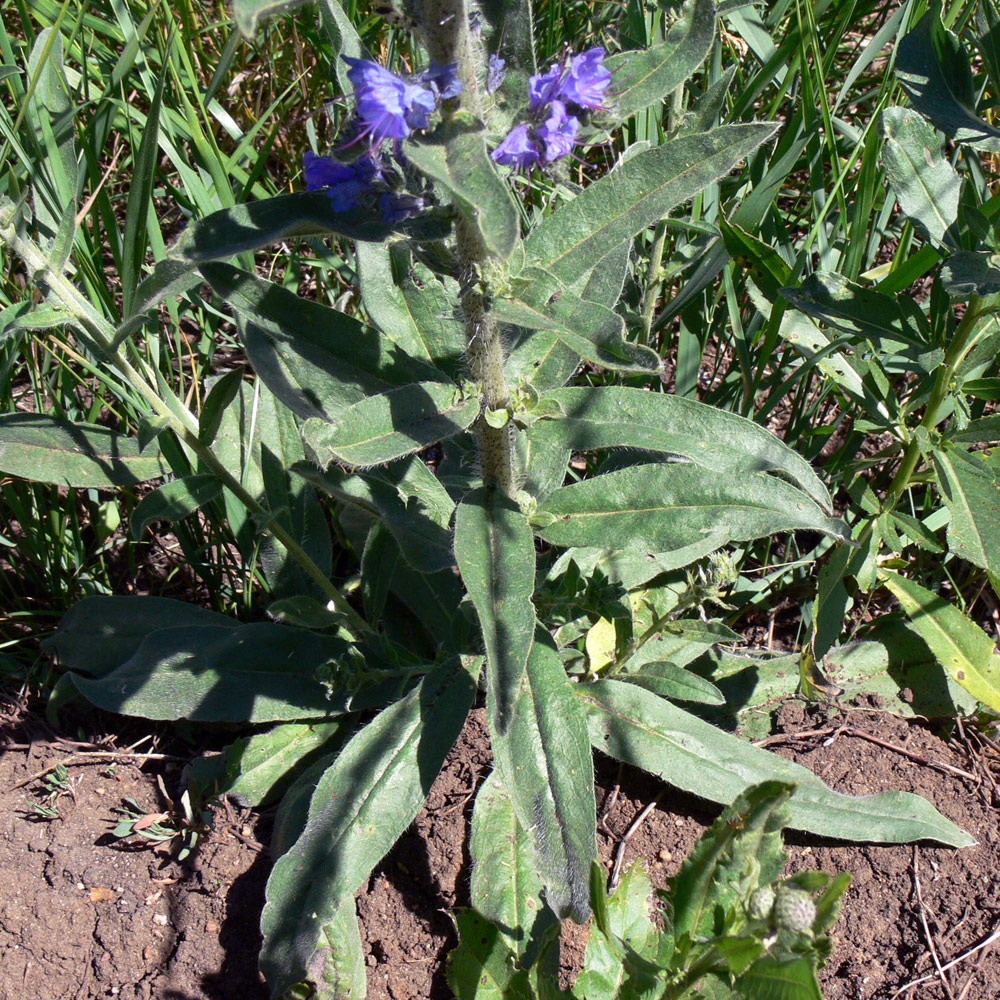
[536,464,848,551]
[522,123,778,284]
[129,474,223,539]
[492,639,597,922]
[45,596,238,678]
[169,191,451,264]
[299,456,455,572]
[533,387,831,510]
[185,720,345,807]
[579,679,973,846]
[260,657,477,996]
[931,444,1000,575]
[495,269,662,374]
[880,107,961,244]
[69,623,396,722]
[470,771,556,964]
[455,488,537,733]
[880,570,1000,713]
[301,382,480,468]
[406,112,520,260]
[896,10,1000,148]
[0,414,168,487]
[604,0,717,122]
[201,262,446,421]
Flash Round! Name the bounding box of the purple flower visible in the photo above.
[487,53,506,95]
[490,124,540,169]
[343,56,436,140]
[529,63,564,111]
[559,47,611,109]
[537,100,579,162]
[413,62,463,101]
[304,151,368,211]
[380,192,431,225]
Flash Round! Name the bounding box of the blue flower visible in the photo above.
[487,53,506,95]
[528,47,612,114]
[413,61,463,101]
[342,56,436,141]
[529,63,563,111]
[380,192,431,225]
[304,151,368,211]
[559,47,612,109]
[536,100,580,162]
[490,124,540,169]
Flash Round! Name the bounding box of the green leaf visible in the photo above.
[169,191,451,265]
[201,262,447,422]
[299,456,455,572]
[672,783,792,942]
[532,387,831,511]
[129,474,223,539]
[45,596,238,678]
[455,487,537,733]
[952,413,1000,443]
[579,679,973,846]
[199,367,245,445]
[575,862,661,1000]
[231,0,310,37]
[470,771,557,964]
[311,898,368,1000]
[931,444,1000,574]
[185,720,345,807]
[495,269,662,374]
[737,955,823,1000]
[0,414,169,487]
[880,570,1000,713]
[781,272,930,360]
[260,657,477,996]
[69,623,390,723]
[941,251,1000,297]
[536,464,848,551]
[406,112,520,259]
[447,911,529,1000]
[622,662,726,705]
[523,123,778,285]
[880,107,961,244]
[355,243,465,373]
[120,61,166,315]
[25,29,79,239]
[301,382,480,468]
[492,638,597,922]
[896,10,1000,148]
[604,0,717,122]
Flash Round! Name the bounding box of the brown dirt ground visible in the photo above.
[1,699,998,1000]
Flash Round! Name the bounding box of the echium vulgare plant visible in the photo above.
[0,0,973,997]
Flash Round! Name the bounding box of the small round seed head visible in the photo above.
[747,887,775,922]
[774,888,816,934]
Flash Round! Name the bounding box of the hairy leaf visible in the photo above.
[260,657,476,995]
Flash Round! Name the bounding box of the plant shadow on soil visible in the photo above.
[1,696,998,1000]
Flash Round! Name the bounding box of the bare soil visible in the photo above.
[1,699,998,1000]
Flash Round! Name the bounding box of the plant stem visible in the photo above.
[418,0,517,495]
[0,211,369,637]
[885,292,998,510]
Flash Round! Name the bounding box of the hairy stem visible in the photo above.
[418,0,517,494]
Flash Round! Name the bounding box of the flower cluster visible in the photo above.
[491,47,612,170]
[305,57,460,222]
[343,56,461,144]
